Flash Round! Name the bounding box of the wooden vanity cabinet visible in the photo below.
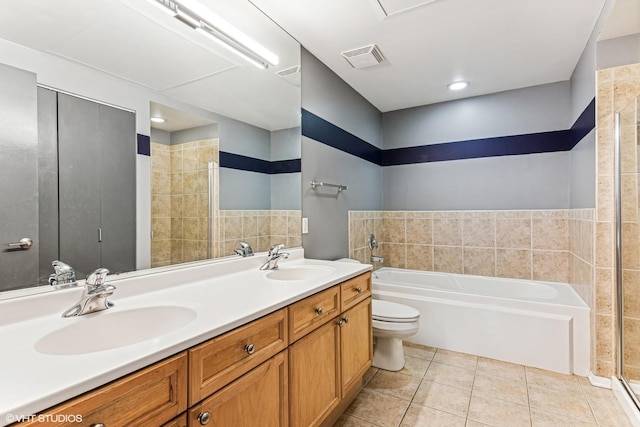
[288,272,372,427]
[15,353,187,427]
[14,272,371,427]
[188,350,288,427]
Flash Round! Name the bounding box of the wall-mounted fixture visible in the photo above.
[447,81,469,91]
[146,0,279,69]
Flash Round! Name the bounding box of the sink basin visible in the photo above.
[35,306,197,355]
[266,265,335,281]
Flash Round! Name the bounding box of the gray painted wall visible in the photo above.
[271,127,302,210]
[382,81,571,149]
[172,124,218,145]
[382,82,574,210]
[597,33,640,70]
[301,49,383,260]
[220,169,271,210]
[383,152,571,210]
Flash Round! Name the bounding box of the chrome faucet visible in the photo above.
[260,244,289,270]
[234,241,254,257]
[49,260,77,288]
[62,268,115,318]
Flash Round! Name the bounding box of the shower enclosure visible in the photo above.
[615,96,640,408]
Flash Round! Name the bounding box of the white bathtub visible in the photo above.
[372,268,590,375]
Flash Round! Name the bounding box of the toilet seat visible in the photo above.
[372,299,420,323]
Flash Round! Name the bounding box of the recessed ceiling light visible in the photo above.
[447,81,469,91]
[150,117,166,123]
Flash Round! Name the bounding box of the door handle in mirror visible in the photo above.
[7,238,32,250]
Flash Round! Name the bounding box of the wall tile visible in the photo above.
[496,249,531,280]
[433,218,462,246]
[383,217,406,243]
[463,218,495,248]
[384,243,407,269]
[532,250,569,283]
[407,244,433,271]
[434,246,463,274]
[496,219,531,249]
[406,218,432,245]
[463,248,496,277]
[532,218,568,251]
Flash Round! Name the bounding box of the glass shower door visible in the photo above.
[617,96,640,406]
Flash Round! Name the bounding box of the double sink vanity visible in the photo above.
[0,249,372,426]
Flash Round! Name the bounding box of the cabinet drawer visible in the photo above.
[16,353,187,427]
[163,413,187,427]
[189,308,288,404]
[288,286,340,343]
[189,351,288,427]
[340,272,371,311]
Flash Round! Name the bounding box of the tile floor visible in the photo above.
[334,344,633,427]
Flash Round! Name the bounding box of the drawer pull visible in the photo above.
[315,307,323,315]
[91,424,106,427]
[355,287,362,294]
[198,411,211,425]
[245,343,256,355]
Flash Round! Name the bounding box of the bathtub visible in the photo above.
[372,268,590,375]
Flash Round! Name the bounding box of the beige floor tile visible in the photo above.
[403,342,436,361]
[476,357,526,381]
[345,388,410,427]
[577,377,617,400]
[433,349,478,370]
[586,393,634,426]
[473,373,528,405]
[527,384,595,423]
[530,409,596,426]
[525,367,583,393]
[424,362,475,390]
[412,380,472,417]
[333,414,380,427]
[468,394,531,427]
[366,370,422,401]
[399,404,466,427]
[398,355,431,378]
[465,420,492,427]
[363,367,379,387]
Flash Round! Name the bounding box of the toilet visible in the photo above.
[371,299,420,371]
[336,258,421,371]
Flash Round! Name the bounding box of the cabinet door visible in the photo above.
[289,320,340,427]
[189,351,288,427]
[340,298,372,395]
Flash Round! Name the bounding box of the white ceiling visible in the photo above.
[0,0,301,131]
[250,0,617,112]
[0,0,637,131]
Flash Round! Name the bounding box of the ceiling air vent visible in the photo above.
[276,65,301,86]
[341,44,385,69]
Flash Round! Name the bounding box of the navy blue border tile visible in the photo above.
[220,151,301,174]
[137,134,150,156]
[301,98,595,167]
[302,109,383,165]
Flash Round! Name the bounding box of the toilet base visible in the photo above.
[372,336,406,371]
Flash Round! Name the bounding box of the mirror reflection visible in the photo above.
[0,0,301,292]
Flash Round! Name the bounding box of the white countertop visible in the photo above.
[0,249,370,425]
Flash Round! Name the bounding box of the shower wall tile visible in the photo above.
[463,248,495,277]
[407,244,433,271]
[496,219,531,249]
[496,249,531,280]
[532,250,568,283]
[434,246,463,274]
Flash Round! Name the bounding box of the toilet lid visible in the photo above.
[372,299,420,322]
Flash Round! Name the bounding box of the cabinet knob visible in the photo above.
[315,307,323,315]
[337,319,345,327]
[343,316,349,324]
[91,424,106,427]
[244,343,255,355]
[355,287,362,294]
[198,411,211,425]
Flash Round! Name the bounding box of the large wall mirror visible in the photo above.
[0,0,301,293]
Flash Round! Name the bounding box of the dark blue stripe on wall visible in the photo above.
[137,134,150,156]
[301,98,595,166]
[219,151,301,174]
[567,98,596,149]
[302,109,383,165]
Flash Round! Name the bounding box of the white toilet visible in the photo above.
[372,299,420,371]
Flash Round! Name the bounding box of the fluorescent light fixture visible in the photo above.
[447,81,469,91]
[150,117,166,123]
[146,0,278,69]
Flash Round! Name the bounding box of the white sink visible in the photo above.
[266,265,335,281]
[34,306,197,355]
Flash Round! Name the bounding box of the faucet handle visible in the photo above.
[268,243,285,256]
[86,268,110,287]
